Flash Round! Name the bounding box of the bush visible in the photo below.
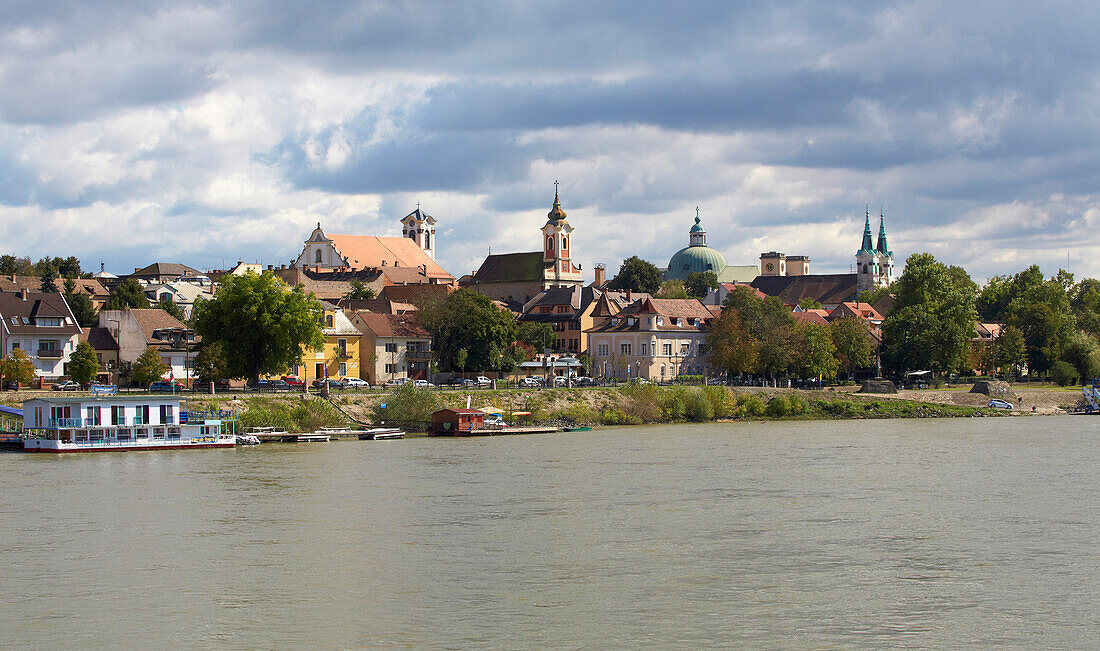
[766,395,791,417]
[372,383,441,425]
[787,393,806,415]
[703,385,735,418]
[1051,360,1079,387]
[599,407,640,425]
[734,393,766,418]
[619,382,660,422]
[674,375,704,385]
[237,397,347,432]
[659,386,690,421]
[684,388,714,422]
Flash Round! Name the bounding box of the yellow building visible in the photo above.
[290,303,363,382]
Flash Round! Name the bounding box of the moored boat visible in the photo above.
[358,427,405,440]
[21,396,236,453]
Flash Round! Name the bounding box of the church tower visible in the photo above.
[401,204,436,261]
[856,207,894,294]
[541,182,584,288]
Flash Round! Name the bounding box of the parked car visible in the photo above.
[149,380,185,392]
[988,399,1014,410]
[521,376,542,387]
[2,380,20,391]
[554,376,570,387]
[52,380,80,391]
[342,377,369,388]
[451,377,477,387]
[282,376,304,388]
[476,376,492,387]
[311,378,333,389]
[414,379,435,388]
[574,376,597,387]
[385,377,411,388]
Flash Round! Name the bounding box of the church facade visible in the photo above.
[856,209,894,295]
[293,206,453,284]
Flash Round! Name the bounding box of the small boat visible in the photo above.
[359,427,405,440]
[564,426,592,432]
[235,433,261,446]
[245,426,290,441]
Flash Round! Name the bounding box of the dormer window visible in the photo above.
[656,316,664,326]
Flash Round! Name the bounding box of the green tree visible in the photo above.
[685,271,718,299]
[417,289,517,372]
[706,308,757,377]
[1071,278,1100,336]
[105,279,150,310]
[797,297,822,310]
[858,286,891,307]
[656,279,690,298]
[994,325,1026,378]
[39,268,57,292]
[720,285,799,379]
[881,253,977,375]
[156,297,187,322]
[795,321,839,379]
[0,255,34,276]
[453,348,468,376]
[132,348,169,386]
[193,341,231,381]
[1009,302,1072,376]
[192,271,325,383]
[830,316,873,376]
[516,321,555,352]
[607,256,662,294]
[344,278,377,300]
[68,341,99,385]
[63,279,97,327]
[0,348,37,386]
[1051,360,1078,387]
[1060,331,1100,383]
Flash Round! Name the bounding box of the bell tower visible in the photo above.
[540,181,583,288]
[401,204,436,260]
[856,206,894,294]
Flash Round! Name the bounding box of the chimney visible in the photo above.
[100,262,105,273]
[135,268,141,273]
[626,289,632,302]
[594,264,605,287]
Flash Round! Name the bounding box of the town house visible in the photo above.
[586,297,714,381]
[0,290,82,382]
[350,312,432,384]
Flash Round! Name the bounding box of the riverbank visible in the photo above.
[3,383,1075,433]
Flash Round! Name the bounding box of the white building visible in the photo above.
[0,290,82,381]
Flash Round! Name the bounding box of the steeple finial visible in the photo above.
[876,207,891,255]
[547,181,567,221]
[695,206,700,224]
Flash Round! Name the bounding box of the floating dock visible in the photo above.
[444,426,561,437]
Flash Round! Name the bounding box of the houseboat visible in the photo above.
[21,395,236,453]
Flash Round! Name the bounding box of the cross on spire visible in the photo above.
[416,201,420,210]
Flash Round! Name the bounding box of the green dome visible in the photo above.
[665,244,727,281]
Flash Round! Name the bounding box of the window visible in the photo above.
[135,405,149,425]
[424,232,430,249]
[640,343,648,356]
[558,305,569,313]
[597,344,608,356]
[562,236,568,250]
[86,406,101,426]
[385,363,396,373]
[656,316,664,326]
[698,344,707,356]
[409,230,416,240]
[385,343,397,353]
[337,339,347,355]
[111,406,124,426]
[160,404,175,425]
[620,343,632,356]
[547,237,553,251]
[681,343,690,354]
[315,249,323,264]
[325,315,333,327]
[96,353,102,363]
[10,342,18,350]
[339,362,347,376]
[663,343,672,356]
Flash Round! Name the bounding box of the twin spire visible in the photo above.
[860,205,891,256]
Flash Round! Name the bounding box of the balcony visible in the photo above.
[337,349,352,359]
[46,417,84,429]
[406,350,432,361]
[37,349,63,359]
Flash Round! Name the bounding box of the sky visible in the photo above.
[3,1,1100,284]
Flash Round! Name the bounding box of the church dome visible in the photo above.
[666,245,727,281]
[665,209,726,281]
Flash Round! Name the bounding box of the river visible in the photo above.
[3,416,1099,647]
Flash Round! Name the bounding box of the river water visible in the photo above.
[3,416,1099,648]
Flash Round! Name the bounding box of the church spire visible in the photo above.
[547,180,567,221]
[859,206,875,254]
[876,209,891,255]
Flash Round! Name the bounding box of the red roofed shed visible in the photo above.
[431,408,485,435]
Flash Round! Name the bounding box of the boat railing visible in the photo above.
[47,417,85,429]
[182,409,237,422]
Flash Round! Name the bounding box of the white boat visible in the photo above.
[359,427,405,440]
[235,433,261,445]
[244,426,290,441]
[21,396,236,453]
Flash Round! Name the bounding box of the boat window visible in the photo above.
[153,427,165,440]
[167,427,181,439]
[116,429,132,441]
[134,428,148,438]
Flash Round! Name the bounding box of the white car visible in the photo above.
[414,379,435,388]
[476,376,491,387]
[554,376,570,387]
[522,377,542,387]
[342,377,369,389]
[988,399,1014,409]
